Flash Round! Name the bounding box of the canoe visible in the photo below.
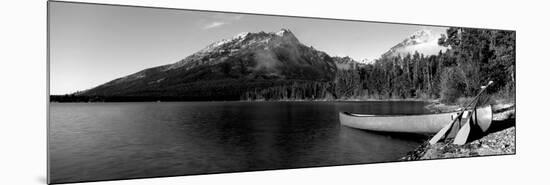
[339,105,492,134]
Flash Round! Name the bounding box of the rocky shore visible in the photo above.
[401,103,516,161]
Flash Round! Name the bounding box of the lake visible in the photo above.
[49,101,432,183]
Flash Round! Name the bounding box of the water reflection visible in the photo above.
[50,101,431,183]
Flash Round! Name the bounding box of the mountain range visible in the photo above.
[71,28,448,100]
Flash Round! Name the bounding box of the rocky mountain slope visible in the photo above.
[78,29,338,100]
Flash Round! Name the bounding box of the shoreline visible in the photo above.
[50,98,440,104]
[401,102,516,161]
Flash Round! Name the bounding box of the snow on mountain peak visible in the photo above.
[200,32,252,53]
[411,29,432,39]
[233,32,250,40]
[381,29,449,58]
[200,29,298,53]
[205,39,230,50]
[275,28,292,36]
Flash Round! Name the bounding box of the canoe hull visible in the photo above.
[339,105,492,134]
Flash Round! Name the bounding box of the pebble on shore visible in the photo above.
[401,103,516,161]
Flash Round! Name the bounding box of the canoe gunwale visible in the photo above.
[342,111,460,118]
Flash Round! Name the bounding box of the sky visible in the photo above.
[49,2,448,95]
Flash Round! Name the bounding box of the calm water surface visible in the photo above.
[50,101,431,183]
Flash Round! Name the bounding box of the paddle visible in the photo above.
[428,116,459,144]
[428,80,493,145]
[453,110,473,145]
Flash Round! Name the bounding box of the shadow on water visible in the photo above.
[354,129,430,143]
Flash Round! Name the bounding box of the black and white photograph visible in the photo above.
[47,1,516,184]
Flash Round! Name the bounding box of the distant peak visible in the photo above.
[409,29,434,40]
[198,29,301,53]
[379,28,448,59]
[275,28,293,36]
[270,28,299,43]
[233,32,250,39]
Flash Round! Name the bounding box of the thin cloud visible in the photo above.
[201,14,245,30]
[203,22,227,30]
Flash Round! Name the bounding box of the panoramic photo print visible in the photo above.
[48,1,516,184]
